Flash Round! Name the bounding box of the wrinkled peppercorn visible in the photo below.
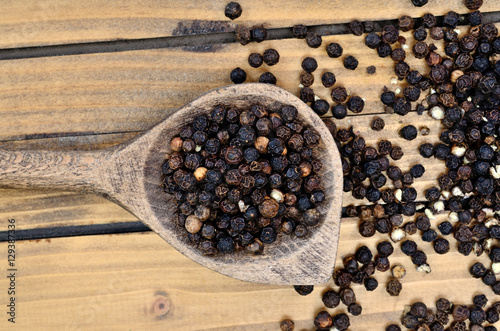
[224,2,242,20]
[306,32,322,48]
[301,57,318,73]
[387,279,403,296]
[292,24,307,39]
[263,48,280,66]
[344,55,359,70]
[326,42,343,58]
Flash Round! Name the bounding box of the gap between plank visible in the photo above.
[0,11,499,61]
[0,221,150,242]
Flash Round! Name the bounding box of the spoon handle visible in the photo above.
[0,148,112,192]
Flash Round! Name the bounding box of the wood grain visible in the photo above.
[1,1,497,48]
[3,25,500,141]
[0,213,493,330]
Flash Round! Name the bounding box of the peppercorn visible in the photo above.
[301,57,318,73]
[365,32,381,49]
[399,125,418,141]
[348,20,364,36]
[251,26,267,42]
[371,117,385,131]
[430,27,444,40]
[387,278,402,296]
[280,319,294,331]
[382,25,399,44]
[294,285,313,296]
[311,99,329,116]
[390,146,404,160]
[412,0,428,6]
[259,72,277,84]
[306,32,322,48]
[359,221,376,237]
[314,311,332,329]
[317,72,336,88]
[363,277,378,291]
[386,325,402,331]
[326,42,343,58]
[443,11,460,28]
[224,2,242,20]
[230,67,247,84]
[401,240,417,256]
[486,307,500,323]
[347,303,362,316]
[262,48,279,66]
[366,66,376,74]
[330,87,348,104]
[344,55,359,70]
[235,26,251,45]
[332,313,350,331]
[393,97,411,115]
[413,27,427,42]
[469,10,483,26]
[377,42,392,58]
[322,289,340,308]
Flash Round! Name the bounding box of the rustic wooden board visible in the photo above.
[1,1,497,48]
[0,214,493,330]
[0,24,492,141]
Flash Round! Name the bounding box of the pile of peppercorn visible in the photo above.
[386,294,500,330]
[162,103,327,254]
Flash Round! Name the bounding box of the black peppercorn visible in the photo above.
[399,125,418,140]
[294,285,314,296]
[331,104,347,119]
[321,72,336,88]
[377,42,392,58]
[251,26,267,42]
[387,279,402,296]
[382,25,399,44]
[349,20,364,36]
[331,86,348,103]
[306,32,322,48]
[301,57,317,73]
[224,2,242,20]
[263,49,280,66]
[433,238,450,254]
[326,42,343,58]
[322,289,340,308]
[344,55,359,70]
[443,11,460,28]
[371,117,385,131]
[312,99,329,116]
[401,240,417,256]
[365,33,381,49]
[230,67,246,84]
[259,72,277,84]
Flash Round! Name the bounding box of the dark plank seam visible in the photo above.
[0,11,499,61]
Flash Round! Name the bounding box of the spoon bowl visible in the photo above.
[0,83,342,284]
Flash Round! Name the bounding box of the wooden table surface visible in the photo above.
[1,1,499,330]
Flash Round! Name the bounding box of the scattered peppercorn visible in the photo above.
[224,2,242,20]
[399,125,418,141]
[263,49,280,66]
[230,67,247,84]
[387,278,403,296]
[366,66,376,74]
[306,32,322,48]
[326,42,343,58]
[344,55,359,70]
[301,57,318,73]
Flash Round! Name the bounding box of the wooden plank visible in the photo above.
[0,214,492,330]
[0,25,477,141]
[1,1,497,48]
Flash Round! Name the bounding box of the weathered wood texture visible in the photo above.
[0,214,493,330]
[0,1,495,48]
[3,25,496,141]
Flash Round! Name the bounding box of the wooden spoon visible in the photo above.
[0,83,342,285]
